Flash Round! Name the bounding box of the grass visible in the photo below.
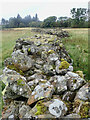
[62,28,88,80]
[0,28,34,74]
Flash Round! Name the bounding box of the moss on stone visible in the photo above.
[59,60,70,69]
[17,79,25,86]
[79,102,90,118]
[35,101,47,115]
[76,71,84,78]
[7,64,24,75]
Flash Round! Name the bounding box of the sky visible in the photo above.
[0,0,89,21]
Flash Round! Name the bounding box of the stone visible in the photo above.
[49,75,67,94]
[55,64,67,75]
[3,75,31,99]
[2,101,21,119]
[3,67,20,75]
[62,91,76,102]
[1,28,89,119]
[65,113,81,118]
[67,66,73,72]
[11,50,33,72]
[27,82,54,105]
[48,99,67,117]
[29,98,67,118]
[43,64,56,75]
[19,105,31,118]
[48,53,58,62]
[76,70,84,78]
[65,72,86,91]
[75,83,90,101]
[73,100,90,118]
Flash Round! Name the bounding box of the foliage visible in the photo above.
[70,8,88,28]
[1,8,89,28]
[41,16,57,28]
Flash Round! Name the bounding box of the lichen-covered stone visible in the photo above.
[75,83,90,101]
[48,99,67,117]
[65,72,86,91]
[27,82,54,105]
[49,75,67,94]
[62,91,76,102]
[3,75,31,99]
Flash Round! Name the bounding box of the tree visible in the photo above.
[17,14,22,27]
[71,8,87,27]
[42,16,57,28]
[1,18,6,25]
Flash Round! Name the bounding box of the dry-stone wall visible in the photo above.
[1,28,90,119]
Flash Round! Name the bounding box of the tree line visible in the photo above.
[1,8,89,28]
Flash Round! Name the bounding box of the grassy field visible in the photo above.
[0,28,88,80]
[63,28,88,80]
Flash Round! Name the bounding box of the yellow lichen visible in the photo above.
[61,58,65,61]
[59,43,63,48]
[28,48,31,52]
[48,50,55,54]
[17,79,25,86]
[76,71,84,78]
[59,60,70,69]
[35,101,47,115]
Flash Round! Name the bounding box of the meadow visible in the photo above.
[63,28,88,80]
[0,28,88,80]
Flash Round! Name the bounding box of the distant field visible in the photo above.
[0,28,88,80]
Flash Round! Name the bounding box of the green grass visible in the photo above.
[62,28,88,80]
[0,28,34,74]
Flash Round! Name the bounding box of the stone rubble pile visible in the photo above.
[1,29,90,119]
[31,28,69,38]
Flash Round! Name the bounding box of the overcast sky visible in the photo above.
[0,0,89,21]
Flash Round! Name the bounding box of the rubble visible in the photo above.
[1,28,89,119]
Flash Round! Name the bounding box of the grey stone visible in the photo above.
[62,91,76,102]
[11,50,33,71]
[19,105,31,118]
[49,75,67,94]
[65,113,81,118]
[43,64,56,75]
[27,82,54,105]
[75,83,90,101]
[49,99,67,117]
[4,75,31,99]
[65,72,86,91]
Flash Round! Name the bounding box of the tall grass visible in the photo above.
[0,28,34,74]
[63,29,88,80]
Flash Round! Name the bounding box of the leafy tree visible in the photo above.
[41,16,57,27]
[1,18,6,25]
[71,8,87,27]
[17,14,22,27]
